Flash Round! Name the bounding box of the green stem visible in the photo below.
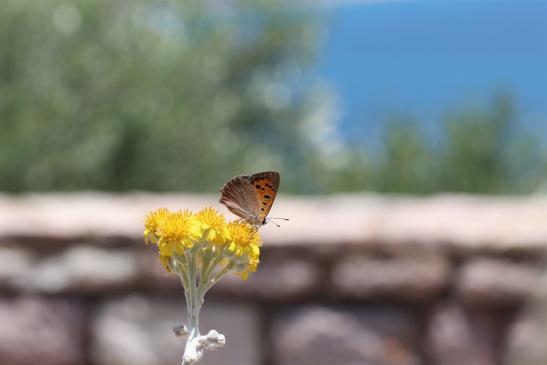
[200,253,223,286]
[186,247,201,339]
[201,262,234,295]
[173,254,191,290]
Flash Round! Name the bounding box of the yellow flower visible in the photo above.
[195,207,226,244]
[143,207,261,281]
[145,208,201,255]
[163,210,201,250]
[224,221,260,250]
[144,208,170,243]
[224,221,261,280]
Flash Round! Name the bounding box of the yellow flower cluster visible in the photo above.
[144,207,261,279]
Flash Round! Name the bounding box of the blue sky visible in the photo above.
[312,0,547,143]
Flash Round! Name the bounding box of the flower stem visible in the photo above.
[201,261,234,294]
[180,247,208,365]
[186,248,201,338]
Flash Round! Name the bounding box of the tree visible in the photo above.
[361,95,547,195]
[0,0,320,192]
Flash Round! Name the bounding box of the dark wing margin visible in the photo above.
[219,175,260,220]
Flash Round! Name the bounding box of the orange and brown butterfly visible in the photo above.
[219,171,287,227]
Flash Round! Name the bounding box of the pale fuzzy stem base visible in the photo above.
[181,330,226,365]
[173,247,230,365]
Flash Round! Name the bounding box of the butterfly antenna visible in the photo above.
[265,217,289,227]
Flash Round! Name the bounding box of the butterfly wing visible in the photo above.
[248,171,280,221]
[219,175,261,221]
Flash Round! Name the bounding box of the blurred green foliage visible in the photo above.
[0,0,319,192]
[0,0,545,194]
[365,95,547,194]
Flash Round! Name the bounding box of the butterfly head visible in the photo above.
[246,216,288,228]
[245,216,267,227]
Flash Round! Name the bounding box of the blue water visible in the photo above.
[314,0,547,144]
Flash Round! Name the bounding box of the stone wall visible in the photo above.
[0,193,545,365]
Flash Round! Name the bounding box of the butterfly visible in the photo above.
[219,171,287,227]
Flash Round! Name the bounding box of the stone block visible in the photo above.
[31,246,139,294]
[330,254,449,302]
[456,259,540,307]
[271,305,419,365]
[504,272,547,365]
[2,194,546,257]
[0,296,85,365]
[425,302,499,365]
[0,248,34,291]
